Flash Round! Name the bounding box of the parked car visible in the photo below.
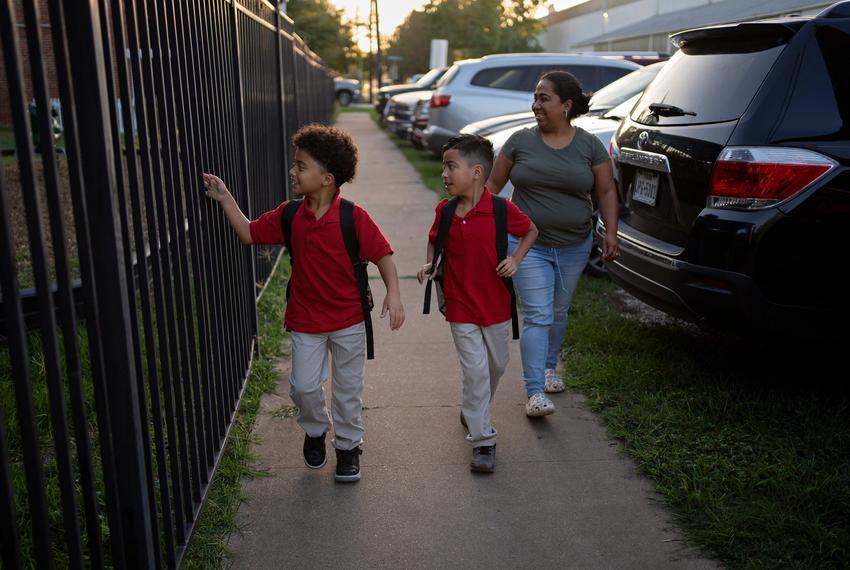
[485,94,643,277]
[601,4,850,338]
[334,77,361,106]
[410,98,430,148]
[461,61,666,139]
[375,67,448,116]
[385,90,433,138]
[586,61,665,116]
[423,53,640,155]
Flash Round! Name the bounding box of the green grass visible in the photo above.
[367,110,447,197]
[562,278,850,569]
[181,256,290,569]
[0,127,15,149]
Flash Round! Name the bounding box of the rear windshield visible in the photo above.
[631,42,785,125]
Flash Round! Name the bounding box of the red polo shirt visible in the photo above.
[249,192,393,333]
[428,190,531,326]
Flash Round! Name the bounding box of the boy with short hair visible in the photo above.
[418,134,538,473]
[204,124,404,483]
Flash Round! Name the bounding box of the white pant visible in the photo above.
[449,320,511,447]
[289,322,366,451]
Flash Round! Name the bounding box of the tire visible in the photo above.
[337,90,353,106]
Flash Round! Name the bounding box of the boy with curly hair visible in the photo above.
[204,124,404,483]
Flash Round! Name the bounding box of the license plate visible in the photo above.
[632,169,659,206]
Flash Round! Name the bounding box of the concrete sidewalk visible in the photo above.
[227,113,716,569]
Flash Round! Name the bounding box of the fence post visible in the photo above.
[62,3,156,567]
[229,1,259,340]
[275,7,290,201]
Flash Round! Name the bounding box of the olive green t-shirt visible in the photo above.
[502,126,609,247]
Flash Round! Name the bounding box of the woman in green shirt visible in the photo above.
[486,71,620,417]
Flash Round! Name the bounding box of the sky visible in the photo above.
[330,0,589,50]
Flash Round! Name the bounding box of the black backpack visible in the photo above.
[422,195,519,339]
[281,198,375,360]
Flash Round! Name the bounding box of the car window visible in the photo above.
[774,22,850,141]
[590,65,661,110]
[416,67,446,88]
[471,66,531,91]
[632,40,785,126]
[436,64,460,88]
[535,65,598,92]
[596,66,634,90]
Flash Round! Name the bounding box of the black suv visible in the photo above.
[600,2,850,338]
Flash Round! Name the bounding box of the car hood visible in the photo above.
[379,83,420,94]
[390,90,434,105]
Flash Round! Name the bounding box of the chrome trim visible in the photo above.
[597,220,684,260]
[619,147,671,173]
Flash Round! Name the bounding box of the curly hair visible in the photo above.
[292,124,358,186]
[540,71,591,120]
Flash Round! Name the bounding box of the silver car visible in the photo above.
[423,53,639,155]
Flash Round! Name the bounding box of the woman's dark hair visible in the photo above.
[539,70,591,120]
[292,123,358,186]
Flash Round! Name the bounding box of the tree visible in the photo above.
[387,0,545,80]
[287,0,358,73]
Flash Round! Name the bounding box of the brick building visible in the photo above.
[0,0,60,127]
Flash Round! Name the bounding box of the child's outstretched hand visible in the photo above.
[381,291,405,330]
[496,255,519,278]
[203,173,232,203]
[416,262,432,284]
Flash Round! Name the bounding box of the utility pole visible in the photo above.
[367,5,374,103]
[373,0,382,90]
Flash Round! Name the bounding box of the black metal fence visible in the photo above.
[0,0,333,567]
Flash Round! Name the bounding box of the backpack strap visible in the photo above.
[281,199,303,301]
[339,198,375,360]
[492,195,520,340]
[423,198,458,315]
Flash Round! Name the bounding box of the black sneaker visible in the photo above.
[303,433,326,469]
[470,445,495,473]
[334,446,363,483]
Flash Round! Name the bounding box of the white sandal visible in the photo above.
[526,393,555,417]
[544,368,566,393]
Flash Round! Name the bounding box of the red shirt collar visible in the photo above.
[296,189,342,221]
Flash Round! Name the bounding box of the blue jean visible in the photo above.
[508,233,592,397]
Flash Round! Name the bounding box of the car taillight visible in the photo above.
[430,94,451,108]
[709,147,836,209]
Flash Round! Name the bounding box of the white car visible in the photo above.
[385,90,433,139]
[423,53,639,155]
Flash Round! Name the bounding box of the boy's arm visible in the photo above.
[416,241,436,284]
[496,221,538,278]
[204,173,252,245]
[375,254,405,330]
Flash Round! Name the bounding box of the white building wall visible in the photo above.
[540,0,657,52]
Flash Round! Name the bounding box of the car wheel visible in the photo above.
[337,90,352,106]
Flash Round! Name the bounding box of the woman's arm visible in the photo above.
[592,161,619,261]
[485,153,514,195]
